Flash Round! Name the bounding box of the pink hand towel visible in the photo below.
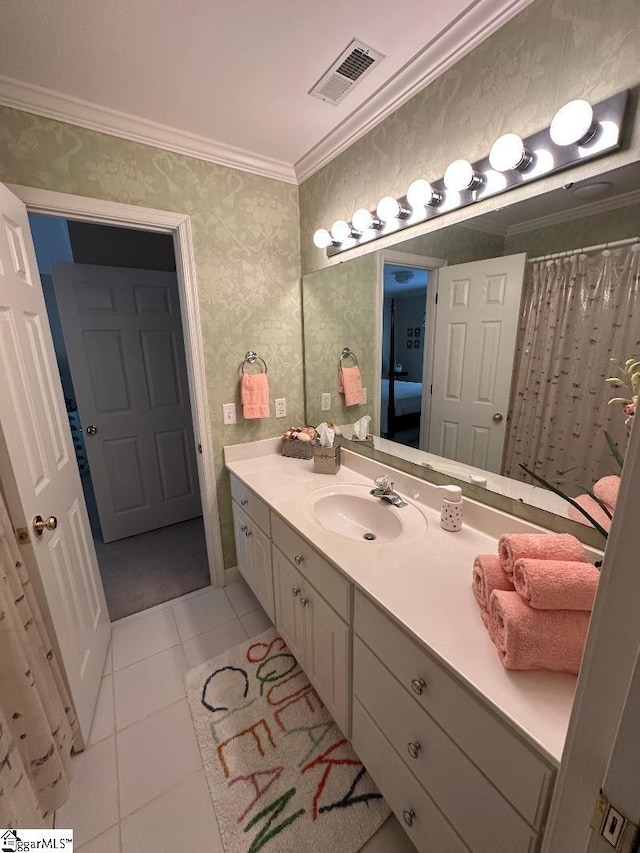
[338,365,364,406]
[513,559,600,611]
[593,475,620,512]
[472,554,514,611]
[568,495,612,532]
[241,373,270,419]
[498,533,585,581]
[489,590,591,674]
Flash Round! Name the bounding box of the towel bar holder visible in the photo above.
[339,347,358,367]
[241,351,268,374]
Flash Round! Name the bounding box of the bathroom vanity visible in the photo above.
[225,439,586,853]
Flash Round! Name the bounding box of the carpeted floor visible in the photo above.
[81,470,210,621]
[185,627,390,853]
[95,516,210,621]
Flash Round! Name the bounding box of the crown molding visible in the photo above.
[505,187,640,236]
[0,75,298,185]
[294,0,535,184]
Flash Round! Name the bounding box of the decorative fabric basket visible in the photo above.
[313,444,341,474]
[281,439,315,459]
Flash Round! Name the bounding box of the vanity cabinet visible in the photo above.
[230,478,274,621]
[352,590,554,853]
[271,517,351,735]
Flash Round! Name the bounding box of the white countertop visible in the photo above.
[225,439,583,766]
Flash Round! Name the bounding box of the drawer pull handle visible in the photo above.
[402,809,415,828]
[299,596,309,607]
[240,524,247,533]
[407,741,422,759]
[240,498,248,506]
[411,678,427,696]
[294,554,304,565]
[292,587,301,597]
[245,528,252,537]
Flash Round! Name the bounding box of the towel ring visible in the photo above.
[339,347,358,367]
[241,351,268,374]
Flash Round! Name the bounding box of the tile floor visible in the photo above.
[56,577,416,853]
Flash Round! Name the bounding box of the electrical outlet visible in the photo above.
[362,387,367,404]
[321,392,331,411]
[222,403,236,425]
[275,398,286,418]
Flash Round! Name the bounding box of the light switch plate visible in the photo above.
[222,403,236,424]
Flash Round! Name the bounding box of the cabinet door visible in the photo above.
[272,545,306,667]
[232,501,251,585]
[305,587,351,735]
[247,521,275,621]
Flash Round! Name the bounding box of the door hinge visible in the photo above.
[15,527,31,545]
[197,443,203,454]
[435,291,438,305]
[430,384,433,395]
[591,791,640,851]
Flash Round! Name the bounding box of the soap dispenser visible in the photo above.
[437,485,463,532]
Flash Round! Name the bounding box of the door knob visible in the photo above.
[407,741,422,759]
[492,412,504,423]
[33,515,58,536]
[292,586,301,597]
[411,678,427,695]
[294,555,304,565]
[402,809,416,827]
[86,425,98,435]
[299,596,309,607]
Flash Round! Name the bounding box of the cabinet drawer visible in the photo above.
[352,699,470,853]
[230,475,270,535]
[355,592,553,828]
[271,514,350,621]
[354,638,538,853]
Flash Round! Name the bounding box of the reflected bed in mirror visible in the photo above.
[302,161,640,545]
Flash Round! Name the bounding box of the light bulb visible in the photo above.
[406,179,442,208]
[376,196,409,222]
[489,133,532,172]
[352,208,380,232]
[330,220,354,242]
[550,99,596,146]
[313,228,333,249]
[443,159,483,192]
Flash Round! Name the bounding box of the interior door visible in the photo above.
[0,182,110,744]
[52,263,201,542]
[429,253,526,473]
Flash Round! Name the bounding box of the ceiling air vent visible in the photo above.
[308,39,385,106]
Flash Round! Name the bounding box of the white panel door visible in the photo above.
[52,263,201,542]
[0,183,109,743]
[429,254,526,473]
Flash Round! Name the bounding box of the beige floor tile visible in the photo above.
[172,586,237,641]
[240,607,273,638]
[56,737,118,848]
[112,608,180,670]
[88,675,115,746]
[76,825,120,853]
[224,577,261,617]
[182,619,247,669]
[117,699,202,817]
[121,770,223,853]
[114,645,188,731]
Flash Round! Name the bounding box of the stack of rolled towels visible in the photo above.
[472,533,600,674]
[567,474,620,533]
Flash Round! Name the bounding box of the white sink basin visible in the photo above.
[303,484,427,543]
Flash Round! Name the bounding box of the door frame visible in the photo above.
[8,184,225,588]
[375,250,446,440]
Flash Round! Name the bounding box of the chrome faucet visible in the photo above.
[370,475,407,508]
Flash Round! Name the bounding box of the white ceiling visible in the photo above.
[0,0,532,183]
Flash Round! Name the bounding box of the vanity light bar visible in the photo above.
[318,90,629,257]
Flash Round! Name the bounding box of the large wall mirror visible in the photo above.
[302,160,640,537]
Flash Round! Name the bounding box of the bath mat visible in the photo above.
[184,627,390,853]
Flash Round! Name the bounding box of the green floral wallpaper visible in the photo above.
[0,107,302,568]
[299,0,640,275]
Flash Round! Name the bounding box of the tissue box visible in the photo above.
[351,434,374,448]
[313,444,341,474]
